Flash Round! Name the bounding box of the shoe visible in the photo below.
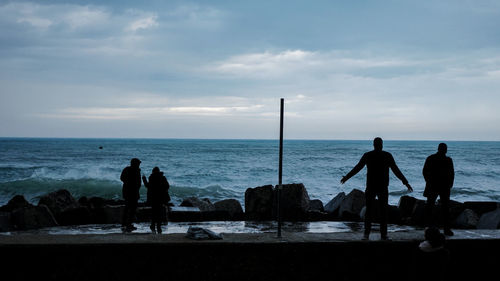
[444,229,454,236]
[150,225,156,234]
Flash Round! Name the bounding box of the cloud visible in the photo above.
[126,15,158,32]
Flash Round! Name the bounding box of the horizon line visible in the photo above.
[1,136,499,142]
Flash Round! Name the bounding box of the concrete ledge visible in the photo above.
[0,232,498,281]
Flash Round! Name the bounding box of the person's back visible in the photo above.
[121,165,141,201]
[423,153,454,193]
[147,171,169,205]
[363,150,398,189]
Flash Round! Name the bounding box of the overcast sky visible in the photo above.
[1,0,500,140]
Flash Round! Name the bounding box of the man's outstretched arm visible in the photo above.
[341,155,366,184]
[390,159,413,192]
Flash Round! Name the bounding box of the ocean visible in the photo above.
[0,138,499,207]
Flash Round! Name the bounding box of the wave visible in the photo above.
[0,178,243,206]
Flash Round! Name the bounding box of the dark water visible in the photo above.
[0,138,499,206]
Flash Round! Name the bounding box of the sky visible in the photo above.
[1,0,500,140]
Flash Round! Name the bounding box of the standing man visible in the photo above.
[120,158,142,232]
[341,137,413,240]
[423,143,455,236]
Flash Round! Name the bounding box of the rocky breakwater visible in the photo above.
[1,184,500,232]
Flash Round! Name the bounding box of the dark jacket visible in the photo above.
[345,150,408,190]
[144,171,170,206]
[120,166,141,201]
[423,153,454,197]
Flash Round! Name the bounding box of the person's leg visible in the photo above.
[378,190,389,239]
[425,193,438,227]
[440,191,453,236]
[122,202,130,227]
[364,190,376,239]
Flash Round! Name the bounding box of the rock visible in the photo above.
[38,189,80,216]
[78,196,89,207]
[324,192,346,216]
[0,195,33,212]
[58,206,92,226]
[275,183,310,220]
[454,209,479,229]
[185,226,223,240]
[10,205,58,230]
[94,205,125,224]
[477,208,500,229]
[180,197,215,212]
[398,196,417,219]
[308,199,324,212]
[214,199,244,218]
[388,205,402,224]
[169,206,202,222]
[411,199,427,226]
[0,212,11,232]
[464,202,499,216]
[338,189,365,220]
[438,199,465,220]
[245,185,274,220]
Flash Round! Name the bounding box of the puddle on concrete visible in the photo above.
[1,221,419,235]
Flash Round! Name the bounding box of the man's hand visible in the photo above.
[340,176,348,184]
[404,183,413,192]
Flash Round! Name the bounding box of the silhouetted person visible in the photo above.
[142,167,170,234]
[120,158,142,232]
[415,227,450,281]
[423,143,455,236]
[341,137,413,240]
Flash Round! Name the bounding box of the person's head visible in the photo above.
[373,137,383,151]
[438,143,447,155]
[424,227,445,248]
[130,158,141,168]
[152,167,160,173]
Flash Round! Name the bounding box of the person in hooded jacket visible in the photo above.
[142,167,170,234]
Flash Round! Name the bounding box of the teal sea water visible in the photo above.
[0,138,499,207]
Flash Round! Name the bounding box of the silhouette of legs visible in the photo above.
[425,191,453,236]
[122,200,138,231]
[364,189,388,239]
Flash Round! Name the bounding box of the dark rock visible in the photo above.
[339,189,365,220]
[275,183,310,220]
[305,210,331,221]
[0,212,11,232]
[410,199,427,226]
[181,197,215,212]
[214,199,244,218]
[98,205,125,224]
[477,208,500,229]
[58,206,92,226]
[454,209,479,229]
[169,206,202,222]
[10,205,58,230]
[464,202,499,216]
[78,196,89,207]
[308,199,324,212]
[398,196,417,219]
[438,199,465,220]
[38,189,80,216]
[245,185,274,220]
[0,195,33,212]
[388,205,402,224]
[324,192,346,217]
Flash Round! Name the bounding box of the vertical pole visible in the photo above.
[278,98,284,238]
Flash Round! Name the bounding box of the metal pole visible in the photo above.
[278,98,284,238]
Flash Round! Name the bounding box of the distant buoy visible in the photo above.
[99,146,103,149]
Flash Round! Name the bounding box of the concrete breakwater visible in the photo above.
[0,232,499,281]
[1,183,499,232]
